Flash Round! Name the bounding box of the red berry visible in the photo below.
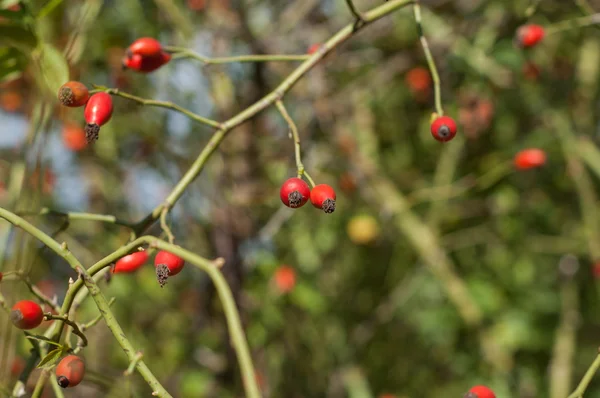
[310,184,336,214]
[113,251,148,274]
[405,67,431,93]
[62,123,87,151]
[0,272,3,282]
[127,37,163,59]
[280,177,311,208]
[55,355,85,388]
[307,43,321,54]
[274,265,296,293]
[154,250,185,287]
[516,24,545,48]
[465,385,496,398]
[122,52,171,73]
[514,148,546,170]
[10,300,44,330]
[58,81,89,107]
[430,116,457,142]
[83,92,113,143]
[593,262,600,279]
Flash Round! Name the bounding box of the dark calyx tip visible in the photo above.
[84,123,100,143]
[156,263,170,288]
[9,309,23,323]
[57,375,69,388]
[288,190,303,208]
[58,87,74,106]
[438,125,450,138]
[322,198,336,214]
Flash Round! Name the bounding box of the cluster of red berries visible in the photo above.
[280,178,337,213]
[122,37,171,73]
[113,249,185,287]
[58,81,113,143]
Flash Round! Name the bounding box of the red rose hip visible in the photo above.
[58,81,89,107]
[465,385,496,398]
[514,148,546,170]
[430,116,457,142]
[113,251,148,274]
[127,37,163,58]
[273,265,296,293]
[516,24,545,48]
[154,250,185,287]
[280,177,311,208]
[84,92,113,143]
[122,52,171,73]
[55,355,85,388]
[310,184,336,214]
[10,300,44,330]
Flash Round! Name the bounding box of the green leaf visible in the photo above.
[26,334,62,347]
[36,347,64,368]
[33,42,69,95]
[0,46,26,82]
[0,25,37,52]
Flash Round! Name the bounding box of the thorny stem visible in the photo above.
[165,46,311,64]
[81,297,116,331]
[413,1,443,116]
[124,352,144,376]
[275,100,308,180]
[43,313,88,347]
[133,0,415,235]
[91,86,222,130]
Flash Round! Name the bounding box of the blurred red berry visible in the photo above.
[514,148,546,170]
[593,262,600,278]
[122,52,171,73]
[10,357,25,377]
[10,300,44,330]
[274,265,296,293]
[522,62,541,80]
[465,385,496,398]
[430,116,457,142]
[113,251,148,274]
[62,123,87,151]
[516,24,545,48]
[280,177,311,208]
[405,67,431,93]
[308,43,321,54]
[127,37,163,58]
[310,184,336,213]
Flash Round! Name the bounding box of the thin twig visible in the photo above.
[275,100,308,180]
[43,313,88,347]
[165,46,310,64]
[345,0,366,25]
[19,208,135,229]
[412,1,443,116]
[159,207,175,244]
[546,13,600,35]
[124,352,144,376]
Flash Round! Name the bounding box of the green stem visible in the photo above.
[133,0,415,235]
[568,353,600,398]
[413,1,443,116]
[43,313,88,347]
[345,0,365,22]
[546,13,600,35]
[92,86,222,130]
[165,46,311,64]
[275,100,307,179]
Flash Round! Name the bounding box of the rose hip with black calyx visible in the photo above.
[430,116,457,142]
[122,52,172,73]
[280,177,311,208]
[10,300,44,330]
[154,250,185,287]
[83,92,113,143]
[310,184,336,214]
[55,355,85,388]
[465,385,496,398]
[58,81,89,107]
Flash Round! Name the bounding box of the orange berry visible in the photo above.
[55,355,85,388]
[10,300,44,330]
[58,81,89,107]
[274,266,296,293]
[514,148,546,170]
[62,123,87,151]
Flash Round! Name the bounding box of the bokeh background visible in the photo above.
[2,0,600,397]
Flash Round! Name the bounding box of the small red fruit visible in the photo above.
[405,67,431,93]
[465,385,496,398]
[127,38,163,59]
[83,92,113,143]
[154,250,185,287]
[0,272,3,282]
[113,251,148,274]
[280,177,311,208]
[122,52,171,73]
[516,24,545,48]
[274,265,296,293]
[430,116,458,142]
[10,357,25,377]
[62,123,87,151]
[593,262,600,279]
[55,355,85,388]
[310,184,336,214]
[308,43,321,55]
[514,148,546,170]
[10,300,44,330]
[58,81,89,107]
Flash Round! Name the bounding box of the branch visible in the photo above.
[19,208,135,229]
[12,272,61,314]
[91,86,222,130]
[345,0,365,27]
[43,313,88,347]
[0,208,172,398]
[132,0,415,235]
[165,46,310,64]
[412,1,443,116]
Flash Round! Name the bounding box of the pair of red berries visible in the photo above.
[113,249,185,287]
[58,81,113,143]
[280,178,337,213]
[122,38,171,73]
[431,116,458,142]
